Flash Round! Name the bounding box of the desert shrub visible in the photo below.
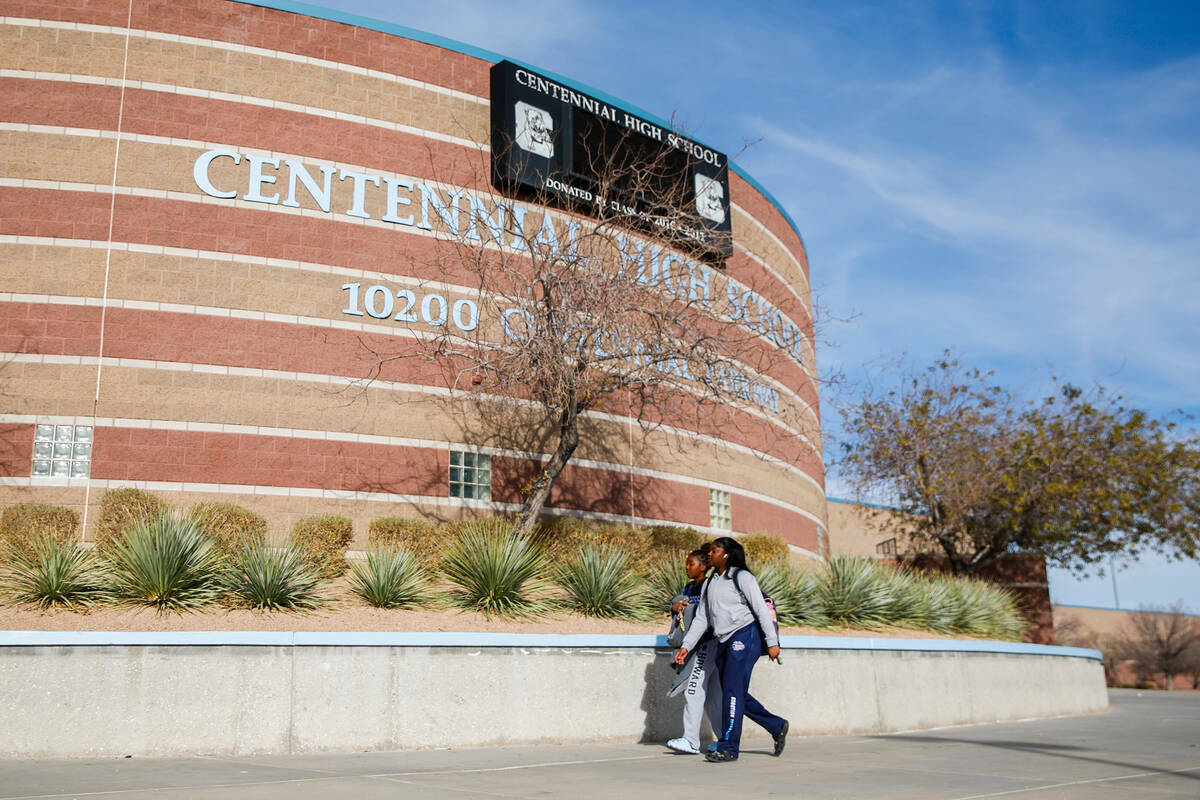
[740,533,790,568]
[348,544,431,609]
[441,519,550,617]
[937,575,1025,639]
[368,517,449,569]
[556,544,643,619]
[0,534,111,609]
[289,515,353,579]
[640,551,690,614]
[783,565,830,628]
[754,563,828,628]
[106,513,224,611]
[93,489,170,555]
[188,502,268,557]
[819,555,897,628]
[530,517,648,569]
[0,503,79,560]
[223,543,324,611]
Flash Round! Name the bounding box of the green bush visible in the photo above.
[740,533,790,568]
[818,555,897,628]
[441,520,550,617]
[642,525,706,564]
[0,535,111,609]
[0,503,79,560]
[348,544,431,609]
[754,563,828,628]
[368,517,448,570]
[93,489,170,555]
[106,513,224,612]
[641,551,690,614]
[223,543,324,611]
[555,544,643,619]
[289,515,353,579]
[188,502,268,557]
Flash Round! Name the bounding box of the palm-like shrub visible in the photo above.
[819,555,898,628]
[0,503,79,561]
[106,514,224,611]
[556,545,643,618]
[641,551,689,614]
[754,563,829,628]
[0,535,111,609]
[223,543,324,611]
[441,520,550,617]
[348,544,431,609]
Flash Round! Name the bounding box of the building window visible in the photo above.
[32,424,92,478]
[709,488,731,531]
[449,451,491,501]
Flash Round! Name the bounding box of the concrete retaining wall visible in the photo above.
[0,632,1107,758]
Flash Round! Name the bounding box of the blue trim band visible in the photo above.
[0,630,1102,660]
[226,0,806,252]
[1055,602,1200,619]
[826,496,902,512]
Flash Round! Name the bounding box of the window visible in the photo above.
[709,488,731,531]
[31,423,92,478]
[449,451,491,501]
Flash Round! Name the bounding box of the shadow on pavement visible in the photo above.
[877,734,1200,782]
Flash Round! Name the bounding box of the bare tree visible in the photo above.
[1118,603,1200,690]
[359,130,816,534]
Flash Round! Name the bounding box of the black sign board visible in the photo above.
[490,60,733,260]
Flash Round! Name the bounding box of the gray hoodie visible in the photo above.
[680,566,778,652]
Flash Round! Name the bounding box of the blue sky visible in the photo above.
[302,0,1200,611]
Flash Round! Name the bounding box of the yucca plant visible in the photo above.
[440,520,550,617]
[556,544,643,618]
[348,544,431,609]
[0,535,112,609]
[878,566,928,629]
[755,563,830,628]
[223,543,325,611]
[106,513,224,612]
[640,551,689,615]
[819,555,897,628]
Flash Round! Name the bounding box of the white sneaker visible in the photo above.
[666,737,700,754]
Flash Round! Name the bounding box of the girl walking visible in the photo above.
[673,537,788,762]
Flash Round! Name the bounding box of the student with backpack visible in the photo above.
[665,548,724,754]
[673,536,788,762]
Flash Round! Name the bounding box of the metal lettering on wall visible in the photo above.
[490,60,733,260]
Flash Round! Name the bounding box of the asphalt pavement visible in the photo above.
[2,690,1197,799]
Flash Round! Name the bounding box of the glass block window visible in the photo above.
[32,424,92,478]
[449,451,491,501]
[709,488,731,531]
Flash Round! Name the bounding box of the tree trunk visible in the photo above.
[512,403,581,535]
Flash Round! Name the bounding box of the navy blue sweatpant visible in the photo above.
[711,623,786,756]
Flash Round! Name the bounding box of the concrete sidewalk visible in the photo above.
[1,690,1197,799]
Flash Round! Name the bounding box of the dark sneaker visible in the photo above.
[705,748,738,762]
[773,720,789,757]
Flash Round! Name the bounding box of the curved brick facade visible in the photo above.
[0,0,826,555]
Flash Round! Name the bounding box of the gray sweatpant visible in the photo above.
[681,638,723,749]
